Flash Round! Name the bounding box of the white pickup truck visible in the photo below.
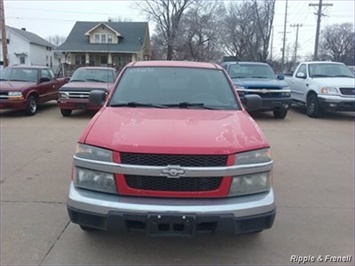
[284,61,355,117]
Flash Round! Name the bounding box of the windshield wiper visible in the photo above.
[333,74,354,78]
[231,76,247,79]
[162,102,218,110]
[69,79,86,82]
[110,102,168,108]
[86,78,105,83]
[251,76,269,78]
[310,74,330,78]
[0,78,8,81]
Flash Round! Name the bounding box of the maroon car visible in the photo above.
[0,66,67,116]
[58,66,117,117]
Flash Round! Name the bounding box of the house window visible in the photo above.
[101,34,106,43]
[20,56,26,64]
[95,34,100,43]
[101,56,108,66]
[107,34,113,43]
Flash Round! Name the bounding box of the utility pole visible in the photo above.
[0,0,8,67]
[309,0,333,60]
[290,24,302,64]
[281,0,288,71]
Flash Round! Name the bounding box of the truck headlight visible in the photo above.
[59,92,69,99]
[320,87,338,94]
[74,167,117,194]
[228,149,272,196]
[8,91,24,100]
[235,148,272,165]
[228,172,271,196]
[73,144,116,193]
[75,143,113,162]
[282,86,291,97]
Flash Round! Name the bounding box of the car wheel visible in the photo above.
[60,109,72,117]
[306,93,322,118]
[273,108,288,119]
[25,95,38,116]
[80,225,100,232]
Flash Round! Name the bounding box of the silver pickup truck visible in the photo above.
[284,61,355,118]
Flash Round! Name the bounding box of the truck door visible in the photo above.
[291,64,309,102]
[37,69,57,102]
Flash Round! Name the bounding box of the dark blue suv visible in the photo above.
[222,61,292,119]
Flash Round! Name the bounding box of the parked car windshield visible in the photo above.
[308,63,354,78]
[0,68,38,82]
[109,67,240,110]
[228,64,275,79]
[70,68,115,83]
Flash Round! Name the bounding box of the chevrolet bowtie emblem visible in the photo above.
[161,165,185,178]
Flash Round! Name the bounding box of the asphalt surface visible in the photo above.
[1,102,354,265]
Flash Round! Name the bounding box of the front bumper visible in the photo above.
[58,99,100,111]
[0,99,27,110]
[318,95,355,112]
[67,183,276,235]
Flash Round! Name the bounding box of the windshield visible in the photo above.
[109,67,239,110]
[0,68,38,82]
[70,68,115,83]
[308,63,354,78]
[228,64,275,79]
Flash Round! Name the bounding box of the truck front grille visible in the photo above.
[246,87,282,98]
[125,175,223,192]
[63,91,91,99]
[339,88,355,96]
[0,92,9,99]
[120,153,228,167]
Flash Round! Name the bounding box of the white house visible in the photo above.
[0,26,59,69]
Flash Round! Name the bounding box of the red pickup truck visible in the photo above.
[57,66,116,116]
[0,66,67,115]
[67,61,276,236]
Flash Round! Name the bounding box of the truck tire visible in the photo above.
[25,95,38,116]
[306,93,322,118]
[60,109,72,117]
[273,108,288,119]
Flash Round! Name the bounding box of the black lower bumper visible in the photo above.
[318,99,355,112]
[241,97,292,111]
[67,205,276,236]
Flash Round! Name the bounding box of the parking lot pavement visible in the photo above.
[1,102,354,265]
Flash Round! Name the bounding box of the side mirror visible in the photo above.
[277,74,285,80]
[243,94,261,112]
[89,90,106,107]
[296,72,306,79]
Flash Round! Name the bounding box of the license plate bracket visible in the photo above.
[147,214,196,236]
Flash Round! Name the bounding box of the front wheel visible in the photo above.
[306,94,322,118]
[60,109,72,117]
[273,108,288,119]
[25,95,38,116]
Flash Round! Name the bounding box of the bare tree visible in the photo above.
[136,0,195,60]
[252,0,275,61]
[46,35,67,47]
[221,0,275,62]
[320,23,354,65]
[174,1,224,62]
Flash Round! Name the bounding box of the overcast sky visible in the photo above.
[4,0,355,60]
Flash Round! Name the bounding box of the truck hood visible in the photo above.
[60,82,113,91]
[83,108,269,155]
[232,78,287,88]
[0,81,35,91]
[311,77,355,88]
